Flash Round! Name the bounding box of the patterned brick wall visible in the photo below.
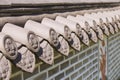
[9,32,120,80]
[10,41,99,80]
[107,32,120,80]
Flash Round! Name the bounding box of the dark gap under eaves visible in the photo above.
[0,2,120,17]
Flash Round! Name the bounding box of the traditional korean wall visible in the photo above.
[0,2,120,79]
[10,42,99,80]
[9,32,120,80]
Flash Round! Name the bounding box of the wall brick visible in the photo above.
[93,58,98,64]
[71,72,78,80]
[79,52,86,60]
[77,76,82,80]
[33,72,47,80]
[75,61,82,69]
[60,61,69,70]
[55,72,64,80]
[40,62,52,71]
[70,56,78,64]
[64,77,70,80]
[48,66,59,77]
[83,58,89,65]
[66,67,74,75]
[23,66,39,79]
[10,73,22,80]
[89,54,95,60]
[54,55,64,64]
[93,46,98,52]
[87,49,92,56]
[79,67,86,73]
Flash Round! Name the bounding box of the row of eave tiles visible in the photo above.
[0,9,120,80]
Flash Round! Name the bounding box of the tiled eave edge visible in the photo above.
[0,6,120,29]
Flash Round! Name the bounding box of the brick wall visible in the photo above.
[107,32,120,80]
[9,32,120,80]
[10,41,99,80]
